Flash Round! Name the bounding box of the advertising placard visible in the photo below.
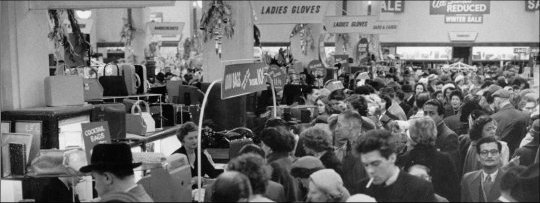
[430,0,490,15]
[81,122,111,161]
[381,0,405,13]
[251,1,330,24]
[308,60,327,79]
[222,62,268,99]
[323,16,399,34]
[266,65,287,89]
[444,14,483,24]
[334,55,350,73]
[148,22,185,35]
[526,0,540,11]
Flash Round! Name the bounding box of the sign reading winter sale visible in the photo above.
[251,1,330,24]
[222,62,268,99]
[430,0,490,15]
[323,16,399,34]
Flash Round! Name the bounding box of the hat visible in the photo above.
[346,194,377,202]
[492,89,511,99]
[79,143,141,173]
[401,84,413,93]
[454,75,465,84]
[291,156,325,178]
[310,169,350,201]
[441,84,456,94]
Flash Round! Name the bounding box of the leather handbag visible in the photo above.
[99,64,129,96]
[83,67,104,101]
[126,100,156,135]
[120,64,141,95]
[28,147,87,176]
[44,65,85,107]
[91,103,127,141]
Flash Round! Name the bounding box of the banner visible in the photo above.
[381,0,404,13]
[323,16,399,34]
[266,65,287,89]
[222,62,268,99]
[251,1,330,24]
[81,122,111,161]
[148,22,184,35]
[430,0,490,15]
[526,0,540,11]
[444,14,483,23]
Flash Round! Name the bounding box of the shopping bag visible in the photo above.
[83,67,104,101]
[126,100,155,135]
[99,63,129,96]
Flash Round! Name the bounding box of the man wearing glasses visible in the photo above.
[461,136,505,202]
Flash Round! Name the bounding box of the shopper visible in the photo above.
[397,117,460,202]
[355,129,435,202]
[496,165,527,202]
[407,165,449,202]
[301,126,342,176]
[423,99,460,170]
[490,89,531,154]
[461,136,505,202]
[227,154,275,202]
[290,156,326,201]
[307,169,350,202]
[513,118,540,166]
[211,171,253,202]
[79,143,153,202]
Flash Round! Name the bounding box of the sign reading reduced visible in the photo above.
[445,14,483,23]
[324,16,399,34]
[222,62,268,99]
[251,1,330,24]
[430,0,490,15]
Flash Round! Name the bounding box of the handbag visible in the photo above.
[28,147,87,176]
[126,100,156,135]
[99,63,129,96]
[44,65,85,107]
[120,64,141,95]
[83,66,104,101]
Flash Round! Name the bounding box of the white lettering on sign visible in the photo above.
[527,0,540,10]
[381,0,404,12]
[445,14,482,23]
[84,126,105,137]
[446,4,487,13]
[432,0,448,8]
[224,71,242,90]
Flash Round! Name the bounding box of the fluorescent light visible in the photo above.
[75,10,92,20]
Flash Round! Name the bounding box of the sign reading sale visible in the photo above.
[526,0,540,11]
[381,0,404,13]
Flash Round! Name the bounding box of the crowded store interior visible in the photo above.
[0,0,539,202]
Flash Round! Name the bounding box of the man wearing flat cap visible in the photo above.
[491,89,530,155]
[79,143,153,202]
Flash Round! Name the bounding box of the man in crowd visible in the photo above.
[461,136,504,202]
[80,143,153,202]
[355,129,435,202]
[423,99,460,170]
[490,89,530,154]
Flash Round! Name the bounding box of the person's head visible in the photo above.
[344,94,368,116]
[211,171,252,202]
[499,165,527,197]
[511,163,539,202]
[521,93,539,115]
[431,90,444,103]
[332,110,363,147]
[408,164,432,182]
[435,81,445,92]
[291,156,325,190]
[449,90,463,110]
[176,122,198,150]
[328,89,348,113]
[385,74,396,84]
[226,153,269,195]
[238,144,265,158]
[408,117,437,147]
[380,95,393,111]
[492,89,512,111]
[308,169,350,202]
[364,94,384,116]
[415,83,426,94]
[460,94,483,122]
[305,86,321,104]
[401,84,414,96]
[470,116,498,141]
[475,136,502,170]
[301,126,333,155]
[355,129,398,185]
[259,127,295,155]
[354,85,376,95]
[443,86,455,102]
[315,95,329,115]
[79,144,139,197]
[415,92,431,109]
[423,99,445,124]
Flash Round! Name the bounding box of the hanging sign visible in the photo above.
[526,0,540,11]
[430,0,490,15]
[308,60,327,78]
[250,1,330,24]
[266,65,287,89]
[148,22,184,35]
[323,16,399,34]
[448,32,478,41]
[222,62,268,99]
[381,0,405,13]
[81,122,111,161]
[334,54,350,73]
[444,14,483,24]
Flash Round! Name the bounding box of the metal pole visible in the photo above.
[197,79,221,201]
[264,74,277,118]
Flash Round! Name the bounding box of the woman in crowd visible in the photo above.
[307,169,350,202]
[461,115,510,175]
[397,117,460,202]
[300,126,343,176]
[315,95,331,118]
[172,122,222,187]
[408,92,431,119]
[442,85,456,106]
[328,89,348,114]
[445,91,463,117]
[431,90,444,104]
[414,83,426,97]
[211,171,252,202]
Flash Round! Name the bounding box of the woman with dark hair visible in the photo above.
[461,116,510,176]
[442,86,456,106]
[408,92,431,119]
[397,117,460,202]
[315,95,331,117]
[431,90,444,104]
[211,171,252,202]
[414,83,426,97]
[444,90,463,118]
[172,122,223,187]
